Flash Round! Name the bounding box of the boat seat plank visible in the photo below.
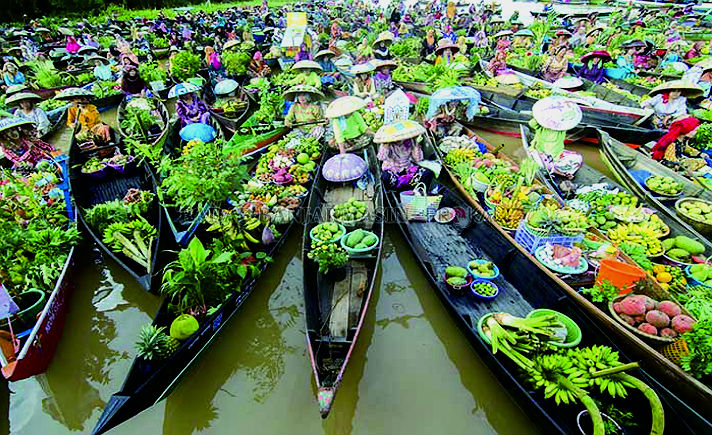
[408,218,532,321]
[329,269,351,339]
[348,264,368,328]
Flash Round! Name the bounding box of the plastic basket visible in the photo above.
[514,221,583,254]
[340,230,379,256]
[660,338,690,365]
[309,223,346,244]
[470,280,499,300]
[526,309,582,348]
[605,68,627,80]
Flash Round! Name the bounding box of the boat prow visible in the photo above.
[318,387,335,418]
[92,394,132,435]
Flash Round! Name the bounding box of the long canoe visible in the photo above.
[387,183,712,434]
[436,123,712,417]
[481,61,652,127]
[469,101,663,145]
[599,130,712,250]
[0,154,76,381]
[92,148,324,435]
[69,136,163,292]
[116,97,171,146]
[303,146,384,417]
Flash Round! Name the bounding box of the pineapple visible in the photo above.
[135,325,177,361]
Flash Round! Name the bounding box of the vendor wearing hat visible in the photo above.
[493,29,512,52]
[683,58,712,100]
[7,92,50,137]
[421,27,438,58]
[351,63,377,101]
[512,29,534,50]
[373,31,394,61]
[486,49,508,77]
[616,41,642,78]
[284,85,325,138]
[120,65,149,98]
[2,61,25,88]
[578,50,610,84]
[642,80,703,129]
[541,46,569,83]
[528,97,584,178]
[315,49,337,73]
[373,59,396,96]
[91,56,113,81]
[290,60,323,89]
[249,51,271,78]
[376,120,432,191]
[548,29,572,56]
[0,119,57,167]
[434,38,459,66]
[325,96,372,153]
[62,89,112,144]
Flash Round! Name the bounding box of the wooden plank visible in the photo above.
[348,263,368,328]
[329,269,351,339]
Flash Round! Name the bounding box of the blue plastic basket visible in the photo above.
[605,68,628,80]
[514,221,583,254]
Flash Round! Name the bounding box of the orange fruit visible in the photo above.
[652,264,665,275]
[656,272,673,283]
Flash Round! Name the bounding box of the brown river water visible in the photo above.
[4,107,553,435]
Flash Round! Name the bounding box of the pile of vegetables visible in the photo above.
[170,50,201,82]
[245,78,284,125]
[92,80,122,99]
[690,123,712,151]
[0,168,79,296]
[38,99,68,112]
[612,292,695,338]
[120,97,163,139]
[159,139,250,214]
[388,37,421,58]
[222,51,252,76]
[85,188,156,272]
[138,62,169,84]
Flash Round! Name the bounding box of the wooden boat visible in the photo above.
[115,97,171,146]
[386,183,712,434]
[68,135,163,292]
[0,154,76,381]
[94,92,125,112]
[395,80,430,94]
[92,150,324,435]
[302,146,383,417]
[481,62,652,128]
[160,115,228,246]
[435,124,712,417]
[470,102,663,145]
[599,130,712,250]
[42,105,68,140]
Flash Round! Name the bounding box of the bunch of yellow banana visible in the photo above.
[494,196,524,229]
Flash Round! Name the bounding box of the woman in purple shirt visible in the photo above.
[577,50,610,84]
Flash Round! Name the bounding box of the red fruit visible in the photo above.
[671,315,696,334]
[660,328,678,338]
[642,296,657,312]
[620,295,646,316]
[613,302,623,314]
[637,323,658,336]
[618,313,636,326]
[657,301,682,318]
[645,310,670,329]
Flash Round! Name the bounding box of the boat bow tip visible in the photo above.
[317,387,335,418]
[92,394,131,435]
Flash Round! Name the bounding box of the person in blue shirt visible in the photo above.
[2,62,25,88]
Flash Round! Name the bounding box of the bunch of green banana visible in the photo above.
[529,353,591,405]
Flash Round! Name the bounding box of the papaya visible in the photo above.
[362,234,377,246]
[661,238,676,251]
[446,276,467,286]
[675,235,705,255]
[346,230,365,247]
[666,248,691,261]
[445,266,467,278]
